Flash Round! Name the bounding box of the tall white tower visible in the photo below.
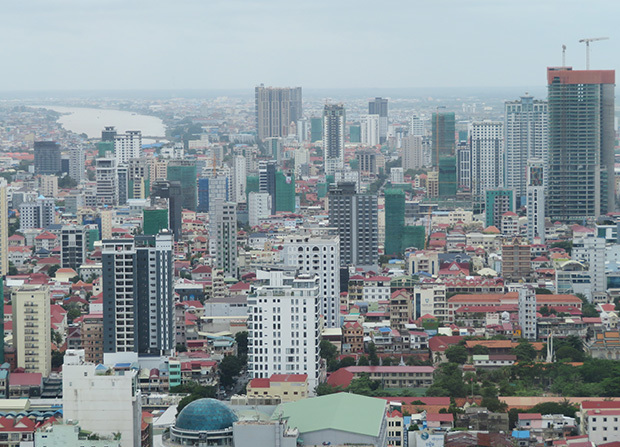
[526,159,545,243]
[518,286,537,341]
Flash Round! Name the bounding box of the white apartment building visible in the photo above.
[402,135,424,171]
[414,283,448,321]
[527,158,546,243]
[232,155,247,203]
[281,233,341,328]
[518,286,537,341]
[470,121,504,201]
[39,175,58,198]
[62,350,142,447]
[248,192,271,228]
[69,146,85,183]
[13,284,51,376]
[19,196,55,231]
[209,201,238,277]
[572,235,606,301]
[96,157,118,206]
[360,114,380,147]
[114,131,142,165]
[390,167,404,184]
[248,270,321,393]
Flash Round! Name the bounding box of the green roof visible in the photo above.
[271,393,386,438]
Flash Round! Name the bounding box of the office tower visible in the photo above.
[69,146,85,183]
[431,112,455,167]
[504,95,548,206]
[13,284,51,376]
[96,157,118,206]
[128,158,150,200]
[114,130,142,165]
[470,121,504,202]
[390,167,404,184]
[255,85,303,140]
[0,182,6,276]
[310,117,322,143]
[384,189,405,257]
[61,225,87,270]
[209,201,238,277]
[248,192,271,227]
[360,114,380,147]
[19,196,55,230]
[281,233,341,328]
[518,287,537,341]
[527,159,545,243]
[275,171,295,213]
[248,270,320,392]
[151,180,183,240]
[410,115,425,137]
[547,67,615,221]
[143,208,168,236]
[102,232,174,355]
[438,156,457,197]
[101,126,117,141]
[402,135,424,171]
[39,175,58,198]
[323,104,345,176]
[259,160,277,214]
[572,234,606,301]
[232,155,247,203]
[368,97,388,143]
[328,182,378,266]
[34,141,61,175]
[117,164,128,206]
[167,160,197,211]
[265,138,283,163]
[485,189,514,228]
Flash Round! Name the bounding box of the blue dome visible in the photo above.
[175,399,238,432]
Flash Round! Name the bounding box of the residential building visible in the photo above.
[39,175,58,198]
[413,283,448,320]
[504,95,548,206]
[232,155,247,203]
[410,114,426,137]
[81,313,103,364]
[69,146,85,183]
[369,97,388,143]
[485,189,514,228]
[470,121,504,203]
[389,289,412,330]
[255,85,302,140]
[402,135,424,171]
[246,374,309,403]
[360,114,380,146]
[328,182,378,267]
[114,130,142,165]
[547,67,615,221]
[385,189,405,257]
[12,285,51,376]
[572,234,606,301]
[19,196,55,231]
[209,201,238,277]
[151,180,183,240]
[248,192,271,227]
[34,141,61,175]
[96,157,118,206]
[390,167,404,184]
[323,104,345,175]
[356,150,380,174]
[281,233,340,328]
[518,286,537,341]
[527,158,545,243]
[60,225,87,270]
[247,270,321,392]
[502,240,532,282]
[127,157,150,200]
[457,143,471,189]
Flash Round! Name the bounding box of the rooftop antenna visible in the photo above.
[579,37,609,69]
[562,44,566,66]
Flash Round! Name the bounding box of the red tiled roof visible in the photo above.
[426,413,454,422]
[249,378,271,388]
[270,374,307,383]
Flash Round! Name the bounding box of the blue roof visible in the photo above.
[512,430,530,439]
[115,363,131,368]
[378,327,391,333]
[175,399,238,432]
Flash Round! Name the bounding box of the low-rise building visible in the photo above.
[246,374,308,403]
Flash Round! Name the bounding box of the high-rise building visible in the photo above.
[34,141,61,175]
[255,85,302,140]
[368,97,388,143]
[485,189,514,228]
[328,182,378,266]
[102,126,117,141]
[470,121,504,202]
[265,138,283,163]
[456,143,471,190]
[572,234,606,301]
[13,284,51,376]
[518,286,537,341]
[128,158,150,200]
[69,146,85,183]
[209,201,238,277]
[167,160,197,211]
[96,157,118,206]
[81,313,103,364]
[356,150,379,175]
[117,164,128,206]
[502,240,532,282]
[504,95,548,206]
[61,225,87,270]
[19,196,55,230]
[232,155,247,203]
[248,192,271,227]
[114,130,142,165]
[402,135,424,171]
[275,171,295,213]
[360,114,380,147]
[323,104,345,176]
[547,67,615,221]
[384,189,405,257]
[197,176,230,213]
[39,175,58,198]
[410,115,426,137]
[431,113,455,167]
[281,233,341,328]
[527,159,545,243]
[438,156,457,197]
[102,232,174,355]
[151,180,183,240]
[248,270,320,392]
[143,207,168,236]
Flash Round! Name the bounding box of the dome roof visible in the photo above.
[175,399,238,432]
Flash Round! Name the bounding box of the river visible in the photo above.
[33,105,167,141]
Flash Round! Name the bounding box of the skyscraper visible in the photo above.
[13,284,51,376]
[547,67,615,221]
[60,225,87,270]
[360,114,380,147]
[431,112,455,168]
[504,95,548,206]
[34,141,61,175]
[368,97,388,143]
[114,130,142,165]
[470,121,504,203]
[527,159,545,243]
[167,160,197,211]
[402,135,424,171]
[151,180,183,240]
[518,286,537,341]
[96,157,118,206]
[255,85,302,140]
[328,182,378,267]
[209,201,238,277]
[102,232,174,355]
[232,155,247,203]
[384,189,405,257]
[259,160,277,214]
[69,146,85,183]
[323,104,345,176]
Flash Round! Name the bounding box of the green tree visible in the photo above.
[368,342,380,366]
[336,356,356,369]
[235,331,248,358]
[47,264,61,278]
[51,350,64,368]
[219,355,243,388]
[316,383,341,396]
[472,345,489,356]
[7,262,17,276]
[175,344,187,353]
[358,355,370,366]
[320,339,338,371]
[512,341,537,362]
[445,345,468,364]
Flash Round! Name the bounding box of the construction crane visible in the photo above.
[579,37,609,69]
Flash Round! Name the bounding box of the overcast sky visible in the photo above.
[1,0,618,91]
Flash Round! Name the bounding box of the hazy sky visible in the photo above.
[2,0,618,91]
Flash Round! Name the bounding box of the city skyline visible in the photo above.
[1,0,618,91]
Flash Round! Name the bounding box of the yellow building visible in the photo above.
[247,374,308,403]
[13,285,51,376]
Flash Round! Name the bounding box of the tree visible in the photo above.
[47,264,61,278]
[175,344,187,353]
[58,175,78,189]
[316,383,341,396]
[513,341,537,362]
[337,356,356,369]
[65,306,82,324]
[368,342,380,366]
[445,345,468,364]
[51,350,64,368]
[219,355,243,388]
[358,355,370,366]
[7,262,17,276]
[235,331,248,358]
[320,339,338,371]
[472,345,489,356]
